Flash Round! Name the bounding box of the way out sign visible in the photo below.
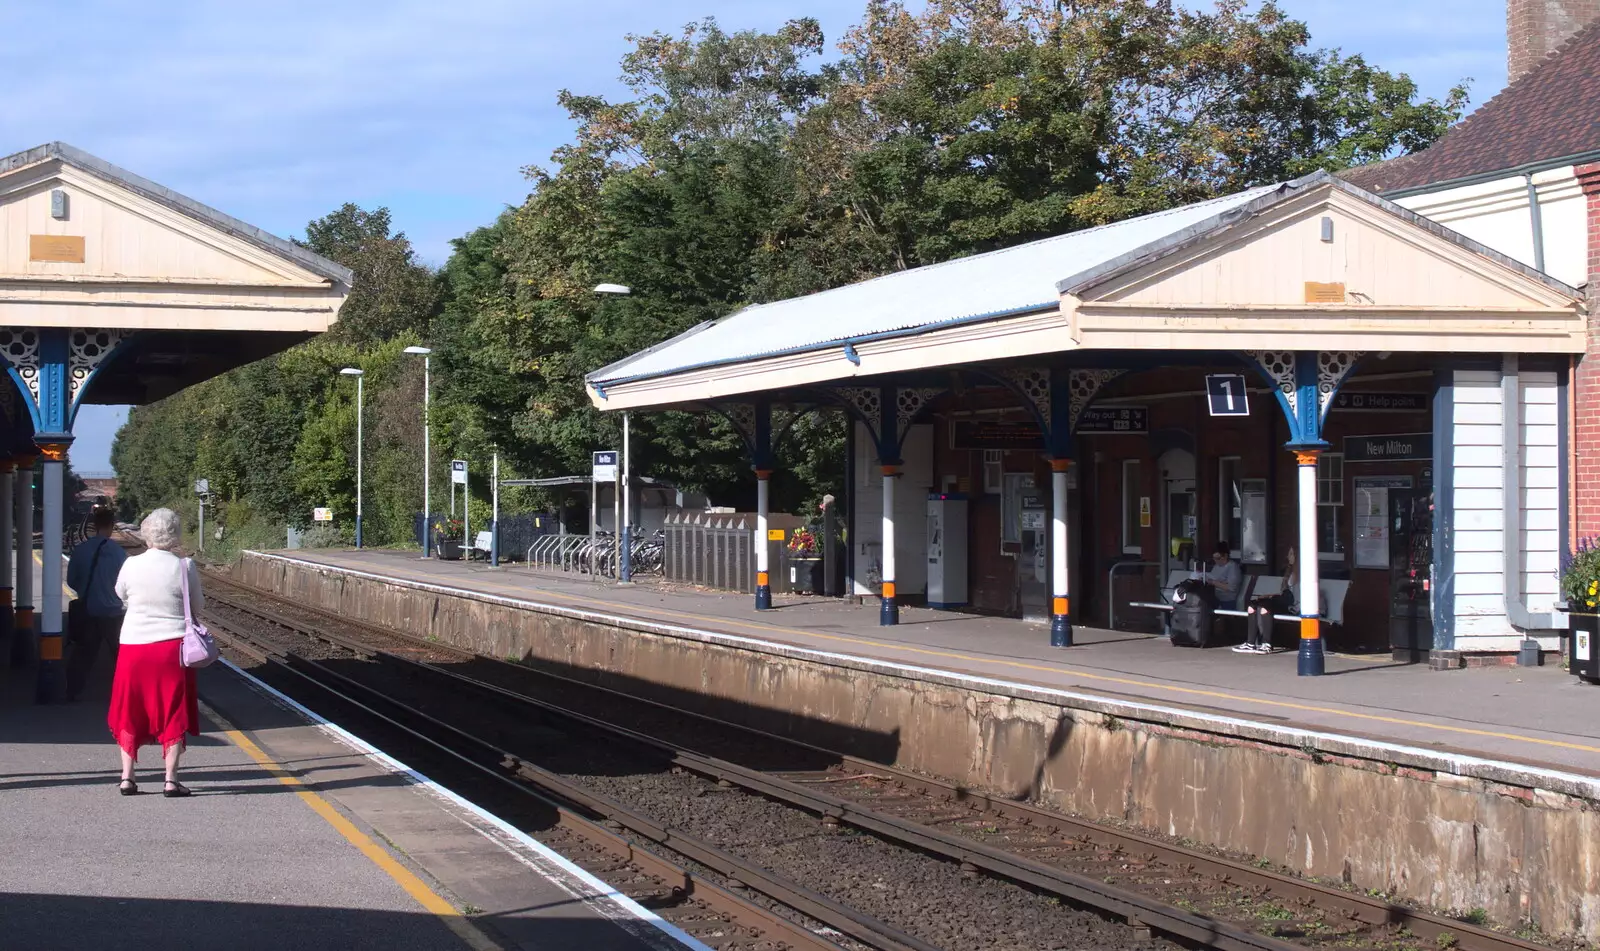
[450,459,467,485]
[592,450,618,483]
[1205,374,1250,417]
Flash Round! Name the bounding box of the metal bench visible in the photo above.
[1128,573,1351,641]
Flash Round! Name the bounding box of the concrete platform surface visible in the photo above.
[275,549,1600,779]
[0,657,698,951]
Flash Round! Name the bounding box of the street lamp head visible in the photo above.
[403,346,432,355]
[340,367,364,376]
[593,283,631,295]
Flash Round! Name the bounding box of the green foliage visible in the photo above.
[1562,538,1600,610]
[112,2,1465,539]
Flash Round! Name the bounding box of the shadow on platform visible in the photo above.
[0,891,635,951]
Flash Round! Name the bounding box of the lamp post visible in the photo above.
[594,283,632,581]
[340,367,364,548]
[404,346,433,557]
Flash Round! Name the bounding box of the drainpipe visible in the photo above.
[1502,355,1563,664]
[1524,173,1547,273]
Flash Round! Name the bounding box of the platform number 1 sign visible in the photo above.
[1205,374,1250,417]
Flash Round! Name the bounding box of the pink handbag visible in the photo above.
[179,557,218,668]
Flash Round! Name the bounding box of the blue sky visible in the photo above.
[2,0,1511,473]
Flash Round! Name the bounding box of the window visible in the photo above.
[983,450,1003,495]
[1219,456,1241,558]
[1317,453,1345,560]
[1121,460,1143,554]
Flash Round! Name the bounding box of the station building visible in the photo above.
[588,172,1584,674]
[0,142,350,701]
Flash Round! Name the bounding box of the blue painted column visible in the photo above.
[1286,352,1329,677]
[32,329,73,702]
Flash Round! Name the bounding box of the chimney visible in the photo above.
[1508,0,1600,82]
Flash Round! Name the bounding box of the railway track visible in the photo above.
[201,572,1559,951]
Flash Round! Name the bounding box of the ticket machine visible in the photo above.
[1018,487,1049,621]
[926,493,968,609]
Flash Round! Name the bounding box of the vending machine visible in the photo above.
[926,493,969,609]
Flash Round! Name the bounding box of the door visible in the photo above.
[1158,449,1198,581]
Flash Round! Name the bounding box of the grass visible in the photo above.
[1456,907,1489,926]
[1256,903,1294,921]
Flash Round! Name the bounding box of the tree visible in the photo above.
[299,204,441,346]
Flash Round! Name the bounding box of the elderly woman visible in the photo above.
[108,508,203,797]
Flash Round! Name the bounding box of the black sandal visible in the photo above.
[163,781,191,799]
[119,780,138,796]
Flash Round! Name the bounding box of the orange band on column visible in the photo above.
[881,466,900,476]
[1052,596,1068,615]
[38,634,62,661]
[1049,459,1072,472]
[15,608,33,630]
[757,571,769,587]
[1294,449,1321,466]
[882,581,896,599]
[0,588,11,606]
[37,443,68,462]
[1300,617,1321,640]
[754,469,773,480]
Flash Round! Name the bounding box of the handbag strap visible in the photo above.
[180,557,194,625]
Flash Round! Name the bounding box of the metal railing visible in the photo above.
[1107,560,1160,630]
[527,529,666,580]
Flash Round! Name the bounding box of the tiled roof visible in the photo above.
[1342,18,1600,194]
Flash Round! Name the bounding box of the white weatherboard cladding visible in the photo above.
[596,186,1276,384]
[851,422,933,598]
[1519,371,1561,615]
[1395,167,1585,289]
[1450,370,1509,643]
[1446,367,1563,650]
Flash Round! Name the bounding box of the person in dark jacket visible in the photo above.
[66,508,128,701]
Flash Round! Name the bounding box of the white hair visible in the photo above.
[140,508,182,551]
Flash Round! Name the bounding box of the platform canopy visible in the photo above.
[0,142,352,408]
[586,171,1584,411]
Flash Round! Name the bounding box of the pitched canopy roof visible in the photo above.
[1343,19,1600,195]
[589,184,1280,387]
[0,142,352,284]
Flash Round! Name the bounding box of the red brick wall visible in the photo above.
[1575,163,1600,542]
[1508,0,1600,82]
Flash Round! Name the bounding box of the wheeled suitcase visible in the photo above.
[1169,580,1215,648]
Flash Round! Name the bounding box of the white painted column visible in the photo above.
[1296,449,1324,676]
[754,469,771,609]
[1050,459,1071,647]
[0,463,12,648]
[14,457,34,659]
[880,465,898,625]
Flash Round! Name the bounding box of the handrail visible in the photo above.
[1107,560,1160,630]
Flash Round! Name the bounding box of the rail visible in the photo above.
[1107,560,1159,630]
[208,600,931,951]
[204,573,1556,951]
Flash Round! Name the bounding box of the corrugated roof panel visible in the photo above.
[591,184,1280,384]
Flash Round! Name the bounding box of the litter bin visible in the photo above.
[1169,580,1215,649]
[1570,613,1599,684]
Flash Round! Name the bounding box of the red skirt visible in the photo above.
[107,639,199,760]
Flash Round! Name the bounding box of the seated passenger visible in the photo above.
[1203,541,1242,610]
[1237,547,1296,654]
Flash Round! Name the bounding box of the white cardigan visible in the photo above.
[114,550,204,645]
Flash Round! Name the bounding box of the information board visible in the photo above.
[1204,374,1250,416]
[591,450,618,483]
[450,459,467,484]
[1077,406,1147,434]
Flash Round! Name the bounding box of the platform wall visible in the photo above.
[235,551,1600,939]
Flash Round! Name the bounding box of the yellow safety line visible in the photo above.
[217,720,500,951]
[398,562,1600,760]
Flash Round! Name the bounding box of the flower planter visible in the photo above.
[789,556,823,595]
[1570,612,1599,684]
[437,540,463,561]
